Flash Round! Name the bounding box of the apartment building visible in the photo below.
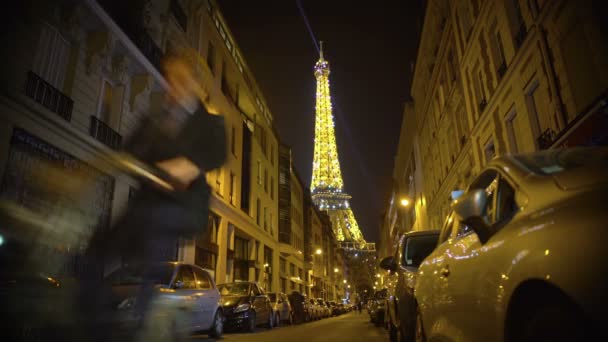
[378,0,608,253]
[0,0,282,291]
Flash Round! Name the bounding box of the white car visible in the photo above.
[415,148,608,342]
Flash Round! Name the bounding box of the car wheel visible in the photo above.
[517,303,589,342]
[246,311,256,333]
[275,312,281,327]
[267,311,274,329]
[208,310,223,338]
[415,308,426,342]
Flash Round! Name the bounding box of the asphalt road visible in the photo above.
[191,311,388,342]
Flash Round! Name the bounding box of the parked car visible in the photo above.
[368,288,389,326]
[308,298,323,320]
[316,298,331,318]
[380,230,440,341]
[328,301,340,316]
[218,282,273,332]
[107,262,224,339]
[268,292,293,326]
[415,148,608,341]
[302,296,317,321]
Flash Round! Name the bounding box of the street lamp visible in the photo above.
[315,248,322,255]
[400,197,411,207]
[334,268,339,273]
[343,280,347,284]
[347,285,351,289]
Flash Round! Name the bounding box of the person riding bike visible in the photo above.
[77,49,226,342]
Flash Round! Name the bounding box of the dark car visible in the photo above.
[368,288,388,326]
[380,230,439,342]
[218,282,274,332]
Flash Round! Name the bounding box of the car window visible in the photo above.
[174,265,196,289]
[455,221,474,238]
[438,213,457,245]
[495,177,518,224]
[106,263,175,286]
[404,234,439,267]
[469,170,499,225]
[252,284,261,296]
[192,266,212,290]
[218,282,250,295]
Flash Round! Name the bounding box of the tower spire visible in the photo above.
[310,44,365,244]
[319,40,324,60]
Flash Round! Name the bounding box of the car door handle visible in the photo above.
[440,265,450,277]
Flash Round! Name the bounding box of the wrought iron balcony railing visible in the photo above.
[25,71,74,121]
[89,116,122,149]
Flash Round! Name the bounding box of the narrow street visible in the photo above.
[191,312,387,342]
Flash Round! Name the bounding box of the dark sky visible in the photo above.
[219,1,424,243]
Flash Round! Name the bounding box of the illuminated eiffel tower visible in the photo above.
[310,42,368,248]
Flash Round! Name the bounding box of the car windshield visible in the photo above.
[514,148,608,175]
[106,263,174,286]
[218,283,250,296]
[268,293,277,302]
[375,289,388,299]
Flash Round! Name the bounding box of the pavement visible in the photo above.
[190,311,388,342]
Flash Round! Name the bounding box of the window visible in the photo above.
[491,29,507,78]
[96,79,124,129]
[458,2,474,41]
[280,258,286,273]
[270,212,274,236]
[264,206,268,231]
[215,168,222,194]
[469,170,499,225]
[270,176,274,200]
[290,263,295,276]
[484,137,496,163]
[280,278,286,293]
[270,145,274,165]
[496,177,517,224]
[207,42,216,74]
[192,267,212,289]
[175,266,196,289]
[257,160,262,185]
[505,109,519,153]
[33,23,70,89]
[505,0,526,40]
[264,168,268,193]
[525,80,554,148]
[234,236,249,259]
[229,172,236,205]
[255,241,260,262]
[256,198,261,225]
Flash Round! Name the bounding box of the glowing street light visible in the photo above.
[376,274,380,278]
[315,248,322,255]
[400,197,411,207]
[334,268,339,273]
[343,280,347,284]
[347,285,351,289]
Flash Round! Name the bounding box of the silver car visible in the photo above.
[108,262,224,339]
[268,292,293,326]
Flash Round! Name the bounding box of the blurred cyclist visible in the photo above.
[78,49,226,342]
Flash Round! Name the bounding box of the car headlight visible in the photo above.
[118,297,136,310]
[234,303,251,313]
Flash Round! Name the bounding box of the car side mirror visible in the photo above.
[453,189,492,244]
[379,256,397,272]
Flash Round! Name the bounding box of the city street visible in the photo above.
[191,312,387,342]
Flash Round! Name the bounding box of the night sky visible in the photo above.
[219,1,424,243]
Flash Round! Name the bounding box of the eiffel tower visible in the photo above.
[310,42,372,252]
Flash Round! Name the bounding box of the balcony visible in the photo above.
[514,24,528,49]
[25,71,74,121]
[537,128,557,150]
[89,116,122,149]
[170,0,187,32]
[97,1,164,71]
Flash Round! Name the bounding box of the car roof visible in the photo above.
[402,230,440,237]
